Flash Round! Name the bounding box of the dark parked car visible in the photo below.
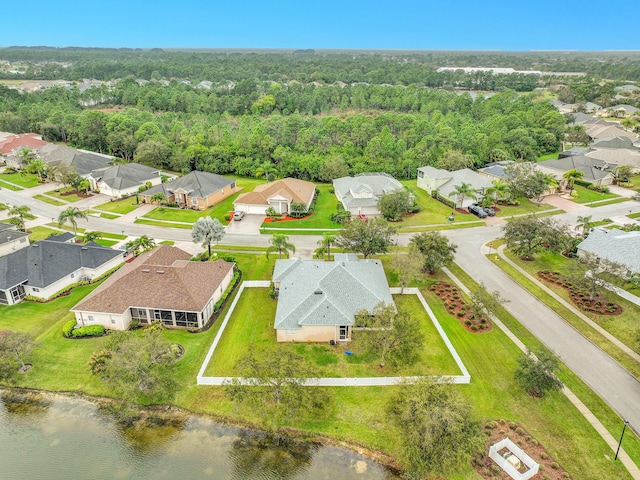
[484,206,496,216]
[468,204,488,218]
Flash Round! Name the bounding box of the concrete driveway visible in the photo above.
[225,214,265,235]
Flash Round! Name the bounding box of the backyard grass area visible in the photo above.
[0,172,39,188]
[502,250,640,356]
[33,194,65,206]
[0,180,22,191]
[93,197,140,215]
[204,289,461,378]
[28,226,61,242]
[43,188,85,203]
[570,185,620,204]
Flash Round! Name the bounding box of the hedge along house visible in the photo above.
[0,235,123,305]
[140,170,239,210]
[232,177,316,215]
[71,245,235,330]
[272,253,395,343]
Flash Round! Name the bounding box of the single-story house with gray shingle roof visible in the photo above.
[559,147,592,158]
[590,136,639,150]
[140,170,239,210]
[536,156,615,186]
[0,223,29,258]
[577,228,640,276]
[586,148,640,171]
[35,144,113,176]
[477,161,515,182]
[272,253,395,342]
[417,166,493,208]
[72,245,235,330]
[0,238,123,305]
[333,173,405,216]
[88,163,162,198]
[609,104,640,116]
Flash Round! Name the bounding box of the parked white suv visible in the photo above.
[233,211,245,221]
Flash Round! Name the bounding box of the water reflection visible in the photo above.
[0,390,398,479]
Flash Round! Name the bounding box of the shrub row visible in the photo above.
[71,325,106,338]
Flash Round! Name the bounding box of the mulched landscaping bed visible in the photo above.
[474,420,572,480]
[537,270,622,315]
[428,282,492,333]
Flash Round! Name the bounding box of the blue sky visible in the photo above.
[2,0,638,51]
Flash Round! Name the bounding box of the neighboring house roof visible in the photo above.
[44,232,75,243]
[610,104,640,114]
[91,163,160,191]
[566,112,599,125]
[586,124,638,141]
[586,148,640,169]
[36,144,113,175]
[273,255,394,331]
[234,177,315,207]
[584,102,602,111]
[144,170,234,199]
[0,239,122,290]
[559,147,592,158]
[591,136,638,150]
[72,245,234,315]
[0,133,48,155]
[577,228,640,274]
[418,166,493,198]
[537,156,612,182]
[0,223,29,247]
[614,85,640,92]
[333,173,403,209]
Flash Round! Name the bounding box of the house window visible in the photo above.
[186,312,198,328]
[191,198,198,206]
[175,312,187,327]
[0,290,7,305]
[339,325,349,341]
[32,288,39,293]
[286,329,297,335]
[88,315,95,322]
[10,285,25,303]
[418,170,424,178]
[70,273,75,279]
[110,316,116,325]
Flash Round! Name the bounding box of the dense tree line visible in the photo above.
[0,78,566,179]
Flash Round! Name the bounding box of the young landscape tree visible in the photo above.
[391,245,423,294]
[569,252,626,302]
[452,182,476,210]
[191,216,225,257]
[514,349,563,398]
[255,161,277,182]
[388,378,484,479]
[574,215,593,238]
[150,192,166,206]
[335,217,396,258]
[354,302,423,368]
[469,283,508,322]
[83,231,103,243]
[126,235,156,255]
[409,231,457,273]
[266,233,295,259]
[563,168,584,195]
[7,205,32,232]
[224,346,329,438]
[314,232,336,260]
[58,206,88,239]
[0,331,39,380]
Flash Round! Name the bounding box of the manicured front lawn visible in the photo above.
[570,185,620,204]
[33,194,65,206]
[44,188,86,203]
[496,197,556,217]
[134,218,192,229]
[0,180,22,191]
[399,181,460,225]
[28,226,61,242]
[0,172,40,188]
[93,197,140,215]
[205,289,461,378]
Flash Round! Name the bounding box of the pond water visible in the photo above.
[0,391,398,480]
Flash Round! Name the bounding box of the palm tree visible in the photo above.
[19,148,36,168]
[58,206,88,239]
[575,215,593,238]
[266,233,296,259]
[150,192,166,207]
[255,161,277,182]
[486,179,510,204]
[315,233,336,260]
[8,205,31,232]
[562,169,584,196]
[452,182,477,210]
[126,235,156,255]
[26,158,48,182]
[83,231,103,244]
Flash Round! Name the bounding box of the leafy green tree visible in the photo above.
[98,327,178,404]
[255,161,277,182]
[265,206,279,222]
[436,150,475,171]
[0,331,39,380]
[469,283,508,321]
[452,182,476,209]
[377,189,414,221]
[391,246,422,294]
[563,168,584,195]
[615,165,632,184]
[409,231,457,273]
[388,378,484,479]
[150,192,166,206]
[224,346,329,437]
[354,302,423,368]
[505,162,553,204]
[191,216,225,257]
[58,206,88,238]
[8,205,31,232]
[502,215,571,260]
[335,217,396,258]
[570,252,626,302]
[514,349,563,398]
[289,202,307,218]
[266,233,296,259]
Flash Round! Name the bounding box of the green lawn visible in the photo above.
[0,179,22,191]
[570,185,620,204]
[134,218,193,229]
[44,188,85,203]
[496,197,556,217]
[399,181,462,225]
[537,152,560,161]
[0,172,40,188]
[28,226,61,242]
[93,197,140,215]
[261,184,343,230]
[32,194,66,206]
[205,289,461,378]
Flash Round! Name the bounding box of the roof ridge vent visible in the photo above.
[141,269,150,273]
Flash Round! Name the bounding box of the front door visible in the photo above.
[338,325,349,341]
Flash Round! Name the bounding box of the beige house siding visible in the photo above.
[0,236,29,257]
[276,325,350,343]
[74,310,130,331]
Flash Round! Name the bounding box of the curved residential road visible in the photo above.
[444,223,640,436]
[3,185,640,432]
